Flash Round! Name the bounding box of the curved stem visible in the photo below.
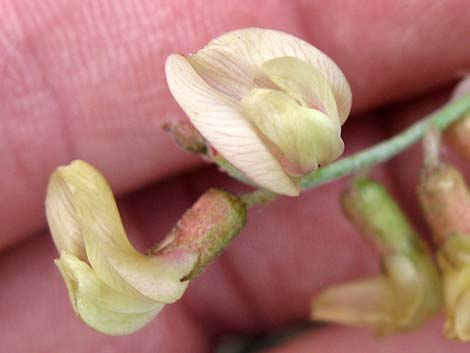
[301,96,470,190]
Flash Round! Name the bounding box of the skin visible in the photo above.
[1,0,470,351]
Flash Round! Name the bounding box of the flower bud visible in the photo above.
[445,76,470,159]
[46,160,245,335]
[418,163,470,245]
[418,158,470,341]
[312,178,441,335]
[163,121,208,154]
[165,28,352,196]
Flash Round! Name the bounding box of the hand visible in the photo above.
[1,1,469,351]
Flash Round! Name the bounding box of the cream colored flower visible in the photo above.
[312,178,441,334]
[166,28,352,196]
[312,252,441,335]
[46,161,198,335]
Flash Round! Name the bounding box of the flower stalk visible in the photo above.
[240,189,277,208]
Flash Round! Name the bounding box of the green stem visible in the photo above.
[241,189,277,208]
[301,96,470,190]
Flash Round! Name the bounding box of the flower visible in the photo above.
[46,161,199,335]
[165,28,352,196]
[46,160,246,335]
[312,178,441,334]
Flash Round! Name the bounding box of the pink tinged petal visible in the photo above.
[193,28,352,124]
[165,54,299,196]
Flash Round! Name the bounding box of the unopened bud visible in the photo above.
[152,189,246,279]
[445,115,470,159]
[445,76,470,160]
[417,147,470,341]
[164,121,208,154]
[418,163,470,244]
[312,178,441,335]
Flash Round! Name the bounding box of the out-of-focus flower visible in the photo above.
[418,160,470,341]
[312,178,441,335]
[438,235,470,341]
[163,121,208,154]
[166,28,352,196]
[445,76,470,160]
[46,160,246,335]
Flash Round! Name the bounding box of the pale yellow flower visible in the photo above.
[312,178,441,334]
[46,161,198,335]
[313,252,440,335]
[166,28,352,196]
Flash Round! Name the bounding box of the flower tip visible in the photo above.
[46,159,200,334]
[55,251,164,336]
[277,179,301,197]
[311,277,396,332]
[443,285,470,341]
[165,53,188,80]
[437,234,470,341]
[46,160,93,260]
